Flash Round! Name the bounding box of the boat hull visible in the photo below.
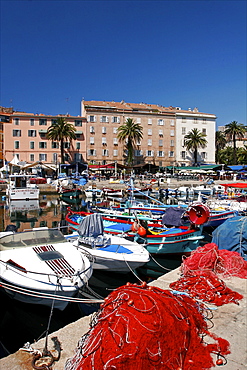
[6,188,40,201]
[0,278,78,310]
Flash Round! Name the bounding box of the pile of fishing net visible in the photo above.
[170,243,245,306]
[65,282,230,370]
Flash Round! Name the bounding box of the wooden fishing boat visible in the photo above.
[66,204,210,257]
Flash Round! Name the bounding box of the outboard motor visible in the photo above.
[5,224,18,233]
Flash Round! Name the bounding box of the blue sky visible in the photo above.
[1,0,246,128]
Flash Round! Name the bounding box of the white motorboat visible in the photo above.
[84,185,103,199]
[6,174,40,201]
[0,228,93,310]
[67,213,150,273]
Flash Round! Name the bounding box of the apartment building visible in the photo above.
[81,100,216,167]
[3,111,87,166]
[175,107,216,166]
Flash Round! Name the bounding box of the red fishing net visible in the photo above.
[169,243,245,306]
[181,243,247,279]
[65,282,230,370]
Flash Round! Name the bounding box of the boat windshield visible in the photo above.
[0,229,67,250]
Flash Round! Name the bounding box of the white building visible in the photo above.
[175,107,216,166]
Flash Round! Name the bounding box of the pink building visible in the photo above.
[3,111,87,166]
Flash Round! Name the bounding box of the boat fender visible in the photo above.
[137,226,147,236]
[188,204,210,225]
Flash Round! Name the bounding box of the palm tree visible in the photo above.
[215,131,227,164]
[46,117,77,163]
[224,121,247,165]
[184,128,207,165]
[117,118,143,165]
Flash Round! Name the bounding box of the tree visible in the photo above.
[215,131,227,164]
[224,121,247,165]
[46,117,77,164]
[117,118,143,165]
[184,128,207,165]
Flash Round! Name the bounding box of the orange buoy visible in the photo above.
[138,226,147,236]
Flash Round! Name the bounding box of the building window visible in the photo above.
[100,116,108,123]
[203,119,206,124]
[52,142,59,148]
[137,118,141,124]
[182,127,186,135]
[159,129,163,136]
[102,149,109,156]
[39,142,47,149]
[51,119,57,124]
[158,151,164,157]
[170,129,174,136]
[170,140,174,146]
[158,119,164,126]
[182,117,186,123]
[148,129,152,135]
[102,137,107,145]
[74,120,82,127]
[113,149,118,156]
[113,127,118,134]
[194,118,198,124]
[146,150,153,157]
[74,153,82,162]
[14,118,19,125]
[159,139,163,146]
[13,129,21,137]
[113,138,118,145]
[170,119,175,126]
[39,153,47,161]
[135,149,142,156]
[201,152,207,159]
[28,130,36,137]
[169,151,174,157]
[148,139,152,146]
[76,142,80,150]
[14,141,19,149]
[30,154,34,162]
[148,118,152,125]
[53,153,58,162]
[88,115,96,122]
[30,118,35,126]
[90,137,95,145]
[112,116,120,123]
[181,151,186,159]
[202,128,207,134]
[30,141,35,149]
[63,142,70,149]
[90,126,95,133]
[88,149,96,156]
[102,127,106,134]
[39,118,47,125]
[64,154,69,162]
